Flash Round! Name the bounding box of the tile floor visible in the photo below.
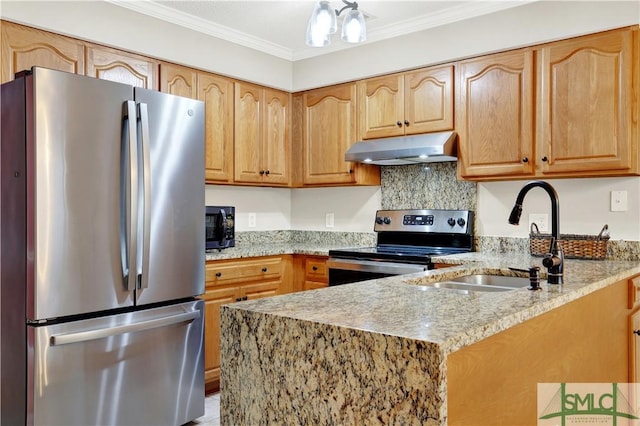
[187,392,220,426]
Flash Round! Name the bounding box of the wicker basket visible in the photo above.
[529,223,609,260]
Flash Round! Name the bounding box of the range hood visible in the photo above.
[344,131,458,166]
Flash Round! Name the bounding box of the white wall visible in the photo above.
[205,185,381,232]
[291,186,381,232]
[478,178,640,241]
[205,185,292,231]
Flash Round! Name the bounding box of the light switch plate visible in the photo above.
[325,213,335,228]
[611,190,628,212]
[529,213,549,233]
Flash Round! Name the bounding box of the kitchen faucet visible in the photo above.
[508,181,564,285]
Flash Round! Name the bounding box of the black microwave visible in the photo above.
[206,206,235,250]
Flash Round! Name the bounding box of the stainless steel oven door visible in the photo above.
[327,258,431,286]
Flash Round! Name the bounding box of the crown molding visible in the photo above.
[107,0,537,62]
[105,0,296,60]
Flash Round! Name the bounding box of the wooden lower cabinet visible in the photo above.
[203,255,291,392]
[447,279,629,424]
[303,255,329,290]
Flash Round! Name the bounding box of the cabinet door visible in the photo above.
[242,281,281,300]
[85,45,156,88]
[159,63,197,99]
[357,74,405,139]
[234,82,263,183]
[203,286,239,391]
[405,65,454,135]
[631,307,640,383]
[198,73,234,183]
[262,88,291,185]
[1,21,84,83]
[537,29,634,175]
[457,49,535,178]
[303,83,358,185]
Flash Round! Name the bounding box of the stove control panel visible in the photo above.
[374,209,474,234]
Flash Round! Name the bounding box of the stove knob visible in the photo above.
[447,218,456,226]
[457,218,466,227]
[375,217,384,224]
[383,217,391,225]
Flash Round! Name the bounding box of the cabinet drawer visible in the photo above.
[629,275,640,310]
[305,257,328,282]
[206,257,283,286]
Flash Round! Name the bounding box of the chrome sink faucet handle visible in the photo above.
[508,180,564,285]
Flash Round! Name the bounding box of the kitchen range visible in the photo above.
[327,209,474,286]
[1,67,205,425]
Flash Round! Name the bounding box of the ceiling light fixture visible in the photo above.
[305,0,366,47]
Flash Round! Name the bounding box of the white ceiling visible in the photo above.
[107,0,536,61]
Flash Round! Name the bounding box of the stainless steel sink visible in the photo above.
[449,274,533,289]
[426,281,518,292]
[415,273,538,293]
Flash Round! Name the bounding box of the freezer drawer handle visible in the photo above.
[50,310,200,346]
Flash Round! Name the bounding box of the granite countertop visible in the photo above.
[205,242,360,260]
[224,252,640,354]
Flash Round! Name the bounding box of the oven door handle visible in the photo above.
[327,258,429,275]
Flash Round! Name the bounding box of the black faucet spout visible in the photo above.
[509,181,564,285]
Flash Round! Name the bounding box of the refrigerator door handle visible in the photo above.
[137,103,151,290]
[49,310,200,346]
[121,100,139,293]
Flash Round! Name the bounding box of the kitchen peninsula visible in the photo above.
[220,253,640,425]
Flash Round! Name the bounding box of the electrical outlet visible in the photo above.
[611,190,628,212]
[528,213,549,233]
[248,212,256,228]
[325,213,334,228]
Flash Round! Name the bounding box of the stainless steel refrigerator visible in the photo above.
[1,67,206,425]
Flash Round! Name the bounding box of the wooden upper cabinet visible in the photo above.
[357,65,454,140]
[1,21,84,83]
[234,82,263,183]
[198,73,234,183]
[456,49,535,179]
[159,63,197,99]
[357,74,404,139]
[303,83,358,185]
[404,66,454,135]
[234,82,290,185]
[458,27,639,181]
[300,83,380,186]
[537,28,635,175]
[85,45,156,88]
[262,88,290,185]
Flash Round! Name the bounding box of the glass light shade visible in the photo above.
[341,8,366,43]
[311,1,337,34]
[306,18,331,47]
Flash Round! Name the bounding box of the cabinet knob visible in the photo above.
[634,330,640,336]
[265,170,270,175]
[348,169,353,174]
[542,156,548,162]
[242,295,248,301]
[522,157,529,163]
[312,266,318,271]
[404,120,410,127]
[215,272,222,277]
[262,267,268,272]
[235,297,242,302]
[396,121,402,127]
[259,170,265,175]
